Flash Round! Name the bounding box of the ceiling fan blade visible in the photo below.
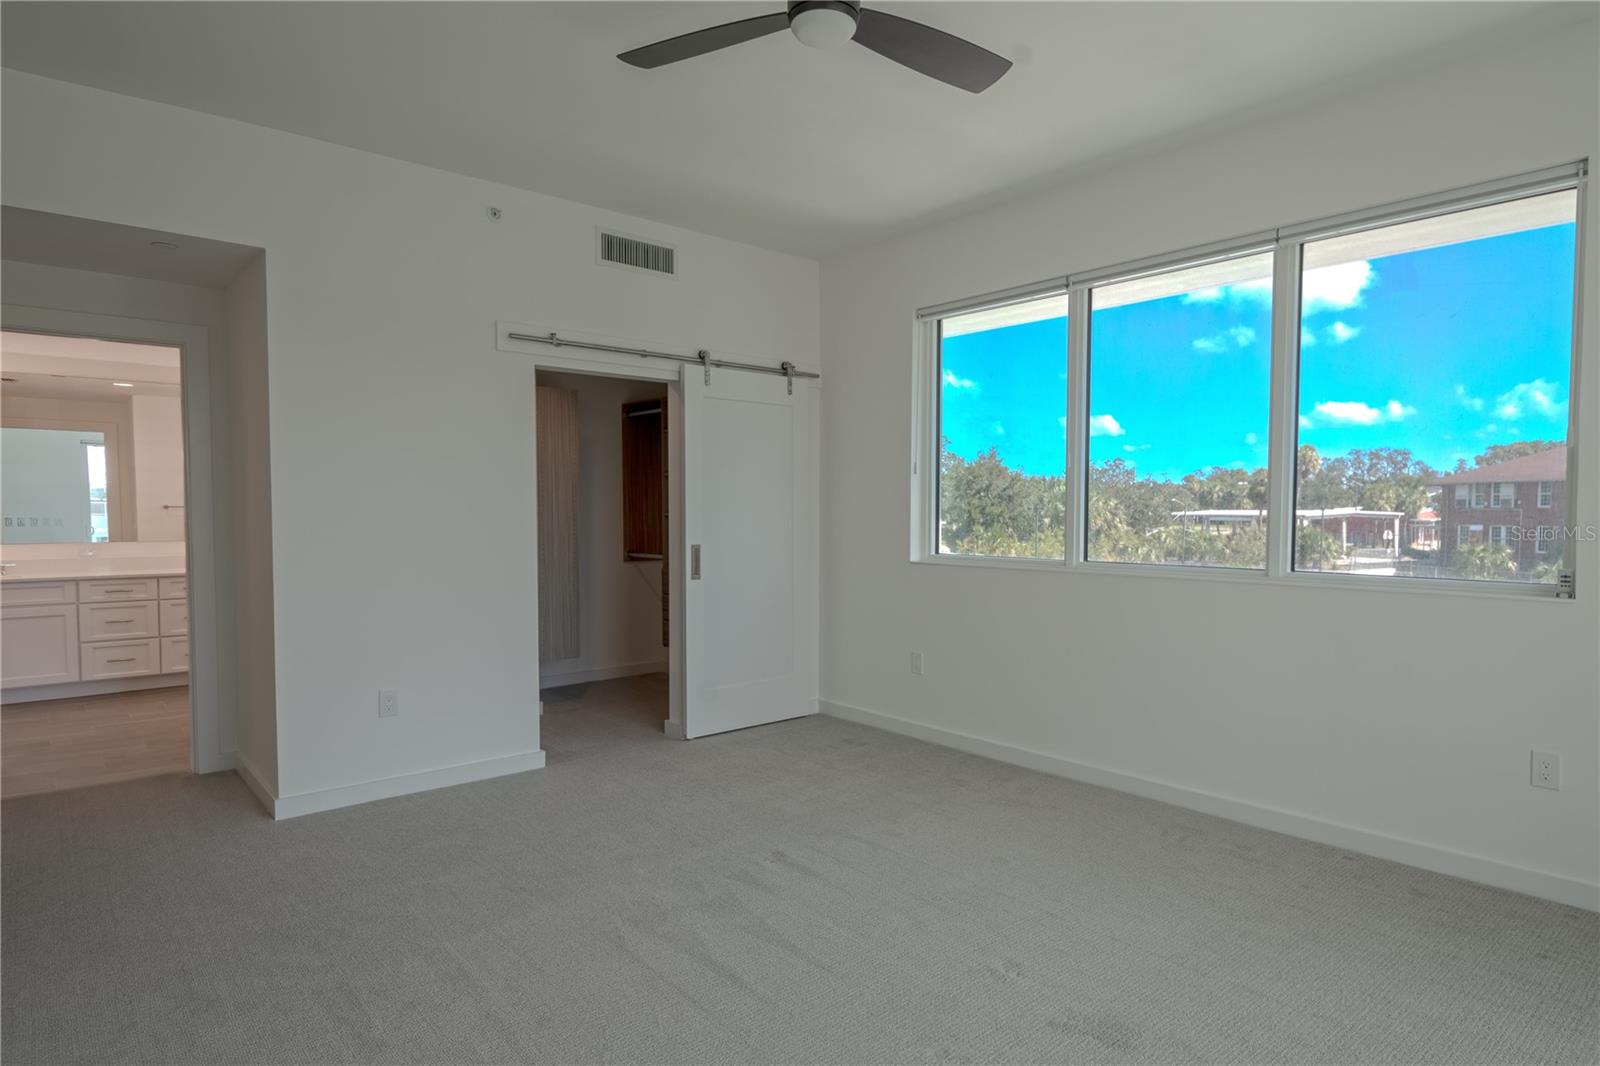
[852,8,1011,93]
[618,11,791,68]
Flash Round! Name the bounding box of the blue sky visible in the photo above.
[940,222,1576,481]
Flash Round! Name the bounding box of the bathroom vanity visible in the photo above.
[1,554,189,701]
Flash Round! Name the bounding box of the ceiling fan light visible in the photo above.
[789,3,858,49]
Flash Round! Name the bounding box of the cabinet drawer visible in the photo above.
[161,636,189,674]
[81,638,160,680]
[159,577,188,600]
[79,600,159,642]
[1,604,80,688]
[79,578,159,603]
[159,599,189,636]
[0,581,76,607]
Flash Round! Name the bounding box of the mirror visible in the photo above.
[1,330,184,545]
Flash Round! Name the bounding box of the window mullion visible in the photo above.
[1265,240,1303,580]
[1065,286,1091,566]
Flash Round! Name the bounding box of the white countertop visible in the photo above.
[1,560,186,583]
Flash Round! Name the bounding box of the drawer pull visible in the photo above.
[101,588,135,593]
[105,619,135,624]
[107,657,138,664]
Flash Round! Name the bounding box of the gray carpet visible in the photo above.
[3,673,1596,1065]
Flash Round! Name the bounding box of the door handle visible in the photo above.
[690,544,701,580]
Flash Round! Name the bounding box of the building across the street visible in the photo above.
[1432,445,1567,572]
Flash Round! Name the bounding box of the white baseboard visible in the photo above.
[269,749,547,821]
[234,753,277,817]
[819,699,1598,911]
[540,660,668,688]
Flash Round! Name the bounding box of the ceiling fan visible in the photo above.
[617,1,1012,94]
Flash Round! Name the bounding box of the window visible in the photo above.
[1293,189,1577,584]
[936,293,1067,559]
[918,167,1582,597]
[1086,252,1273,568]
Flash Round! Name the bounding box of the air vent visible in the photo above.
[599,230,676,276]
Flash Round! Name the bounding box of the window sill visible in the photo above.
[911,552,1567,602]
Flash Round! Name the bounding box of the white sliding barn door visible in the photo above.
[681,366,817,738]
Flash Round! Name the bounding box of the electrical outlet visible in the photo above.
[378,689,399,718]
[1531,750,1560,791]
[910,651,924,676]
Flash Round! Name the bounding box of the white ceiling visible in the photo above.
[2,330,182,399]
[0,2,1577,258]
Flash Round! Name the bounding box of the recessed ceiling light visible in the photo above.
[112,382,135,388]
[148,240,179,250]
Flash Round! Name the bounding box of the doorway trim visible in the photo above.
[2,303,228,773]
[517,323,687,735]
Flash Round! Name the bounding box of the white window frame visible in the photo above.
[1491,482,1514,508]
[1536,526,1554,555]
[1538,481,1553,508]
[1458,523,1483,549]
[1471,483,1489,508]
[911,162,1586,600]
[1454,484,1470,506]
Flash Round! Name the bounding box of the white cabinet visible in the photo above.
[161,636,189,674]
[80,600,160,641]
[1,571,188,694]
[79,578,160,603]
[159,599,188,636]
[2,602,81,687]
[82,638,161,680]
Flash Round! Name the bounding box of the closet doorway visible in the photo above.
[535,370,673,743]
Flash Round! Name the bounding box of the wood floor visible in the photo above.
[1,687,190,799]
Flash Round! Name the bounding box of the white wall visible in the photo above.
[538,371,670,688]
[131,393,185,541]
[0,70,820,807]
[222,254,278,792]
[819,18,1600,907]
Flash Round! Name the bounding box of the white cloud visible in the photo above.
[1302,261,1375,314]
[1193,325,1257,353]
[1327,321,1361,344]
[1455,384,1485,412]
[1089,413,1125,437]
[1300,326,1316,348]
[942,369,977,390]
[992,422,1005,436]
[1308,398,1415,427]
[1184,262,1373,315]
[1243,432,1259,446]
[1494,379,1565,421]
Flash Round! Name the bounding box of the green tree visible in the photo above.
[1453,542,1517,580]
[1295,525,1341,570]
[1475,440,1562,467]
